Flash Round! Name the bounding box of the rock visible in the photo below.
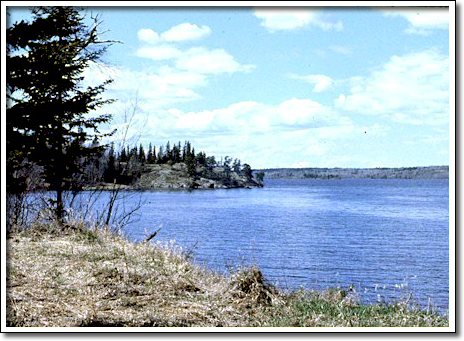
[133,163,263,190]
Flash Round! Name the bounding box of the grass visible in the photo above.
[6,220,449,328]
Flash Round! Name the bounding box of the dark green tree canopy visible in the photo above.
[7,6,117,221]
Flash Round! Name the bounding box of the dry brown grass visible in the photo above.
[6,220,450,328]
[6,221,283,327]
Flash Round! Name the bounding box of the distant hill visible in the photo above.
[256,166,449,180]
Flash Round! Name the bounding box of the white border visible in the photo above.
[1,1,456,334]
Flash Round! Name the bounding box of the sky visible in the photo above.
[5,2,453,169]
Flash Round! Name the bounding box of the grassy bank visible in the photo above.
[6,222,448,328]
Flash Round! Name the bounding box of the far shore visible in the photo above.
[258,165,449,180]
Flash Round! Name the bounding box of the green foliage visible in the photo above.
[146,143,155,164]
[138,144,146,164]
[7,6,116,222]
[242,163,252,180]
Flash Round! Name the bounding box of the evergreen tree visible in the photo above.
[177,142,182,161]
[223,156,231,179]
[7,6,116,223]
[233,158,241,173]
[172,144,181,163]
[196,152,206,165]
[119,147,127,163]
[242,164,253,180]
[138,143,146,164]
[185,143,196,178]
[152,145,156,164]
[129,146,138,162]
[157,145,164,164]
[147,143,154,164]
[165,141,171,163]
[105,142,116,183]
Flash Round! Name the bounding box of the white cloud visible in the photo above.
[174,47,255,74]
[277,98,335,126]
[173,98,351,135]
[134,46,256,76]
[82,63,206,109]
[161,23,211,42]
[157,65,207,87]
[382,7,449,35]
[335,49,449,126]
[253,7,343,32]
[135,45,182,60]
[288,73,334,92]
[135,26,254,75]
[137,23,211,44]
[137,28,160,44]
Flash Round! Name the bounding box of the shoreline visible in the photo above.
[258,166,449,180]
[6,223,449,328]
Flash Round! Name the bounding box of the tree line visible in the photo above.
[100,140,257,186]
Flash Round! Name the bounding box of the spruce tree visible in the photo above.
[147,143,154,164]
[7,7,116,224]
[165,141,171,163]
[138,143,146,164]
[119,147,127,163]
[157,146,164,164]
[105,142,116,183]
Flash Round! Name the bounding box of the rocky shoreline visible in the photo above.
[86,163,264,191]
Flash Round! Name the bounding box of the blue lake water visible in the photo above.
[56,179,451,311]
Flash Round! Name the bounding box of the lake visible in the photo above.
[54,179,451,311]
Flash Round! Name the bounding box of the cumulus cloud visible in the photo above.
[137,23,211,44]
[288,73,334,92]
[135,25,254,75]
[174,47,255,74]
[137,28,160,44]
[161,23,211,42]
[382,7,449,35]
[136,97,355,168]
[173,98,351,135]
[335,49,449,126]
[135,45,182,60]
[82,63,206,109]
[253,7,343,32]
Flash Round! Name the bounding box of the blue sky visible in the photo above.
[5,3,453,169]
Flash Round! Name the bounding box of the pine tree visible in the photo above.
[7,6,116,224]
